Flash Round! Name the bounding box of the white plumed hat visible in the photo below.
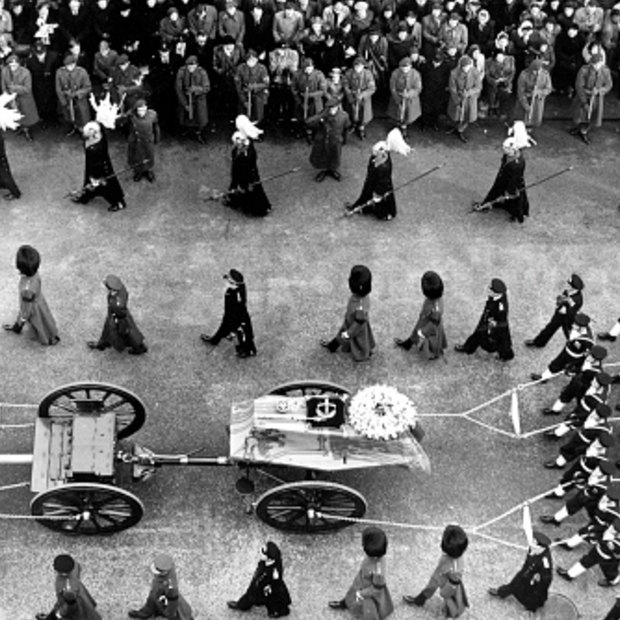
[508,120,536,149]
[385,127,412,156]
[235,114,263,140]
[0,93,22,131]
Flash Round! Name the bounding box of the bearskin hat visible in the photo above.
[348,265,372,297]
[421,271,443,300]
[440,524,469,558]
[362,526,388,558]
[16,245,40,277]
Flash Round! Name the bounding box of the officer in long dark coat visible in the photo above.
[306,95,351,182]
[488,531,553,613]
[455,278,514,361]
[420,50,450,131]
[87,274,147,355]
[127,99,160,182]
[71,121,126,212]
[525,273,584,349]
[26,41,60,128]
[200,269,256,357]
[472,137,529,223]
[0,129,21,200]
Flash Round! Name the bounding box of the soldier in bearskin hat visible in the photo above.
[329,526,393,618]
[395,270,447,361]
[320,265,375,361]
[404,524,469,617]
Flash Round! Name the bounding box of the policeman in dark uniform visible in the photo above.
[525,273,584,348]
[488,531,552,613]
[557,517,620,587]
[454,278,514,361]
[544,402,612,469]
[530,312,593,382]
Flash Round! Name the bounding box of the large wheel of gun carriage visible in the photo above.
[0,379,427,535]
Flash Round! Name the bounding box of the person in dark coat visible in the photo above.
[87,274,147,355]
[129,554,193,620]
[404,524,469,618]
[455,278,514,361]
[329,527,394,620]
[3,245,59,346]
[306,95,350,181]
[525,273,584,349]
[345,141,396,220]
[200,269,256,358]
[26,40,60,128]
[223,115,271,216]
[147,42,183,132]
[0,128,20,200]
[472,137,529,223]
[395,270,447,360]
[420,49,450,131]
[127,99,159,182]
[36,554,100,620]
[320,265,375,362]
[71,121,126,212]
[488,531,553,612]
[228,541,291,617]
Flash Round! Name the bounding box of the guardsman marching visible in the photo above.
[55,52,91,136]
[488,531,552,613]
[547,433,615,499]
[569,53,612,144]
[454,278,514,361]
[530,312,593,382]
[544,402,612,469]
[525,273,584,349]
[557,517,620,587]
[234,49,270,125]
[540,459,614,522]
[129,554,193,619]
[343,57,376,139]
[447,55,482,143]
[558,482,620,552]
[544,370,611,439]
[388,57,421,139]
[515,59,552,130]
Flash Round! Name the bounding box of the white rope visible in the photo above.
[0,481,29,492]
[0,423,35,429]
[0,403,37,409]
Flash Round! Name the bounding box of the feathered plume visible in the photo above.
[0,93,22,131]
[235,114,263,140]
[385,127,412,156]
[89,92,126,129]
[508,120,536,149]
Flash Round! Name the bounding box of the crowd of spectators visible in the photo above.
[0,0,618,140]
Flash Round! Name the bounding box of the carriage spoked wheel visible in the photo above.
[38,382,146,439]
[267,380,351,399]
[255,481,367,533]
[30,483,144,535]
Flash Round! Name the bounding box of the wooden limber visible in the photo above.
[31,412,117,493]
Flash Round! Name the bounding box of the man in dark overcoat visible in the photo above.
[455,278,514,361]
[489,531,553,612]
[26,41,60,128]
[306,96,350,181]
[420,50,450,131]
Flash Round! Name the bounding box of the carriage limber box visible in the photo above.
[228,395,429,473]
[31,412,116,492]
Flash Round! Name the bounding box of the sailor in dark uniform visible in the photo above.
[557,517,620,587]
[544,403,612,469]
[530,312,593,382]
[454,278,514,361]
[488,531,553,613]
[525,273,584,348]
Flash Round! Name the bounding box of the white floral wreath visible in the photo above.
[348,385,418,441]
